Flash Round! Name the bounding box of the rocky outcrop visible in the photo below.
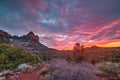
[9,31,49,54]
[0,30,11,37]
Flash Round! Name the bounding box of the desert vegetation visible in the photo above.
[38,59,99,80]
[0,44,42,72]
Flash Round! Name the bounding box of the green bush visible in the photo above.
[99,62,120,74]
[0,44,42,72]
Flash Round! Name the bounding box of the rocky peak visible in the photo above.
[27,31,34,36]
[26,31,39,42]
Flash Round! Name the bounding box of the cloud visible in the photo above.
[0,0,120,49]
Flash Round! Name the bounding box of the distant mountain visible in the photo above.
[85,45,120,52]
[90,45,100,49]
[0,29,58,55]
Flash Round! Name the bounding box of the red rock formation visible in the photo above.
[0,30,11,37]
[27,31,39,42]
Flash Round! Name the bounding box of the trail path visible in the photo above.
[7,67,42,80]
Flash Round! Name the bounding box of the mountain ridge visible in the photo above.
[0,29,58,55]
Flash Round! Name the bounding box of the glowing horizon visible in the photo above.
[54,41,120,50]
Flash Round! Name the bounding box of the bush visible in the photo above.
[0,44,42,72]
[108,51,120,63]
[39,59,99,80]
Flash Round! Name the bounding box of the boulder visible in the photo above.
[16,63,33,72]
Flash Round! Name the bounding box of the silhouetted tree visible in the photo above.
[73,43,83,63]
[66,43,84,63]
[73,43,81,53]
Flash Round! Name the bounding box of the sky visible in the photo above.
[0,0,120,50]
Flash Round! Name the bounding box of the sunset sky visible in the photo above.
[0,0,120,50]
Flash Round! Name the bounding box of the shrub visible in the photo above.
[108,51,120,63]
[96,62,120,79]
[0,44,42,72]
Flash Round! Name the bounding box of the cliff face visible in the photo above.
[10,31,50,53]
[26,31,39,42]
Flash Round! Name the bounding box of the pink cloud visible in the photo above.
[49,19,120,49]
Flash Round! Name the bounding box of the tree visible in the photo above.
[72,43,84,63]
[73,43,81,53]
